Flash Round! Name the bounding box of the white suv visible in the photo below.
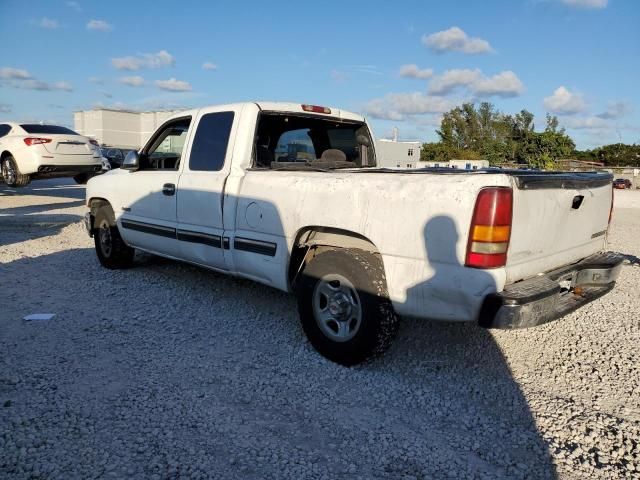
[0,122,102,187]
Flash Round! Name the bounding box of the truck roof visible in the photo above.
[165,102,365,123]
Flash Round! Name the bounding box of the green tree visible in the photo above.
[422,103,580,168]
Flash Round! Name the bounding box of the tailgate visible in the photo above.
[505,172,613,283]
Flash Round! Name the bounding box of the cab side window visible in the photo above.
[189,112,234,171]
[142,117,191,170]
[0,124,11,138]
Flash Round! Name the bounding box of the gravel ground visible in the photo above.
[1,179,639,479]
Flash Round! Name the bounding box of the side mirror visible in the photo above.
[122,150,141,171]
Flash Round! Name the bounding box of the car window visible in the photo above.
[106,149,123,160]
[0,124,11,138]
[254,113,376,169]
[142,117,191,170]
[189,111,234,171]
[20,124,78,135]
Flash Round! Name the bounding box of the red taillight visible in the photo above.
[465,187,513,269]
[24,137,52,146]
[301,104,331,114]
[89,139,99,147]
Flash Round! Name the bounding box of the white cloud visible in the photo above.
[363,92,452,120]
[543,86,587,114]
[202,62,217,70]
[34,17,59,29]
[561,116,608,129]
[561,0,608,9]
[118,76,145,87]
[422,27,493,54]
[20,80,73,91]
[88,76,103,84]
[330,70,350,83]
[596,101,633,120]
[52,81,73,92]
[66,1,82,11]
[155,78,192,92]
[0,68,72,91]
[347,65,382,76]
[111,50,175,71]
[428,69,524,97]
[399,64,433,80]
[429,69,481,95]
[0,67,32,80]
[473,71,525,97]
[87,20,113,32]
[0,103,11,113]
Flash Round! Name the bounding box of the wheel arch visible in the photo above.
[88,197,112,213]
[87,197,113,232]
[287,226,381,290]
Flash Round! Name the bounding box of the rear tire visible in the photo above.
[73,173,90,184]
[93,205,135,269]
[1,155,31,187]
[296,248,399,365]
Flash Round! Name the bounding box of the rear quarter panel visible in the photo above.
[232,170,511,321]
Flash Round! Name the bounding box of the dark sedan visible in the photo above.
[613,178,632,189]
[100,147,134,169]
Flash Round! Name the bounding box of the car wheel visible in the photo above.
[73,173,91,184]
[296,248,399,365]
[93,205,135,269]
[1,155,31,187]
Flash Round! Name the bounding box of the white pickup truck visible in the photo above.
[84,102,622,365]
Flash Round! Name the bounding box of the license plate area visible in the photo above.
[557,272,577,294]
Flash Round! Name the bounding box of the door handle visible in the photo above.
[162,183,176,196]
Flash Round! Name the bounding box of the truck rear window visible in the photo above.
[20,124,79,135]
[254,113,375,170]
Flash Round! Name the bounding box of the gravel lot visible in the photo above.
[1,179,639,479]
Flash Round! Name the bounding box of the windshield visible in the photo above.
[20,124,79,135]
[254,113,376,170]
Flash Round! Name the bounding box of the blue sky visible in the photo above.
[0,0,638,149]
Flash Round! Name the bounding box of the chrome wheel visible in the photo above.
[98,220,113,257]
[2,159,16,185]
[312,273,362,342]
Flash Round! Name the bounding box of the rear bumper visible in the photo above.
[33,164,102,179]
[479,252,624,329]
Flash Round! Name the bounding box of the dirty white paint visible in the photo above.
[86,102,610,324]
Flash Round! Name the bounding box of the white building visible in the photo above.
[74,108,183,149]
[422,159,490,170]
[374,139,422,169]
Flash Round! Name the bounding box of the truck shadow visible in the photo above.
[0,213,81,248]
[370,216,556,478]
[0,178,85,200]
[2,210,557,478]
[0,179,85,247]
[1,200,85,216]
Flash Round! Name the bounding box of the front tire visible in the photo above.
[93,205,135,269]
[296,248,399,365]
[1,155,31,187]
